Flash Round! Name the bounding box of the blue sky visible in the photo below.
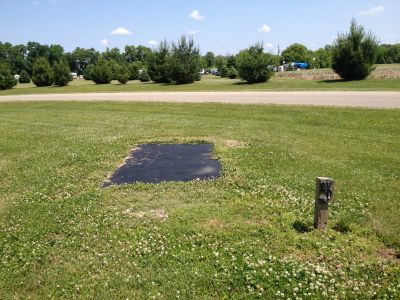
[1,0,399,54]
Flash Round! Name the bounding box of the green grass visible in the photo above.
[0,74,399,96]
[0,102,399,298]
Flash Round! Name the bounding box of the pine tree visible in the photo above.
[332,20,379,80]
[32,57,54,87]
[53,60,72,86]
[18,69,31,83]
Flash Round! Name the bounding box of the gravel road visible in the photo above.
[1,91,400,108]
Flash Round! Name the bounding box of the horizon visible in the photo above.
[1,0,399,55]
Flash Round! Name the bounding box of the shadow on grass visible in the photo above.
[233,81,263,85]
[293,220,313,233]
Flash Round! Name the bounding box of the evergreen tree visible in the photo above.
[115,64,130,84]
[18,69,31,83]
[227,66,238,79]
[332,20,379,80]
[170,36,201,84]
[90,59,113,84]
[128,61,142,80]
[236,43,273,83]
[53,60,72,86]
[148,40,172,83]
[0,62,17,90]
[139,68,150,82]
[31,57,54,87]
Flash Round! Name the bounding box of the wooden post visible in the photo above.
[314,177,335,230]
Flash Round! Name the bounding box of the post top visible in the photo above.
[316,177,334,181]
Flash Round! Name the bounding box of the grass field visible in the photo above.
[0,65,399,96]
[0,101,399,298]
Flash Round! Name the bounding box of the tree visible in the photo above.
[214,56,226,72]
[48,44,65,65]
[226,55,236,68]
[67,47,100,75]
[83,64,94,80]
[219,65,229,77]
[53,60,72,86]
[0,62,17,90]
[236,43,273,83]
[139,68,150,82]
[18,69,31,83]
[90,59,113,84]
[148,40,172,83]
[31,57,54,87]
[102,47,124,63]
[227,66,238,79]
[204,51,215,68]
[115,64,130,84]
[128,61,142,80]
[170,36,201,84]
[332,20,379,80]
[282,43,311,63]
[314,47,333,68]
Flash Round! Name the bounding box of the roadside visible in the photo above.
[1,91,400,108]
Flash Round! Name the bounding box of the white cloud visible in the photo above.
[189,10,204,20]
[265,43,273,48]
[111,27,132,35]
[359,5,384,16]
[99,39,109,47]
[258,24,271,33]
[187,30,199,35]
[148,40,158,46]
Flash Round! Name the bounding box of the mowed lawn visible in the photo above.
[0,102,399,299]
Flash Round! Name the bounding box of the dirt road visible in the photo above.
[1,91,400,108]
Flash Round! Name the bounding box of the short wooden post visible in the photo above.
[314,177,335,230]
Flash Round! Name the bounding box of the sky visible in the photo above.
[0,0,399,55]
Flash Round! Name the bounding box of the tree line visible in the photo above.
[1,20,399,90]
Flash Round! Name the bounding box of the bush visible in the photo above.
[219,65,229,77]
[227,66,238,79]
[236,43,273,83]
[170,36,201,84]
[115,64,130,84]
[31,57,54,87]
[332,20,379,80]
[83,64,94,80]
[0,63,17,90]
[128,61,142,80]
[53,60,72,86]
[139,68,150,82]
[148,41,172,83]
[18,69,31,83]
[91,59,113,84]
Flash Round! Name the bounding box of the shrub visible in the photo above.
[83,64,94,80]
[115,64,130,84]
[227,66,238,79]
[128,61,142,80]
[236,43,273,83]
[53,60,72,86]
[219,65,229,77]
[170,36,201,84]
[148,40,172,83]
[31,57,54,87]
[332,20,379,80]
[91,59,113,84]
[18,69,31,83]
[139,68,150,82]
[0,63,17,90]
